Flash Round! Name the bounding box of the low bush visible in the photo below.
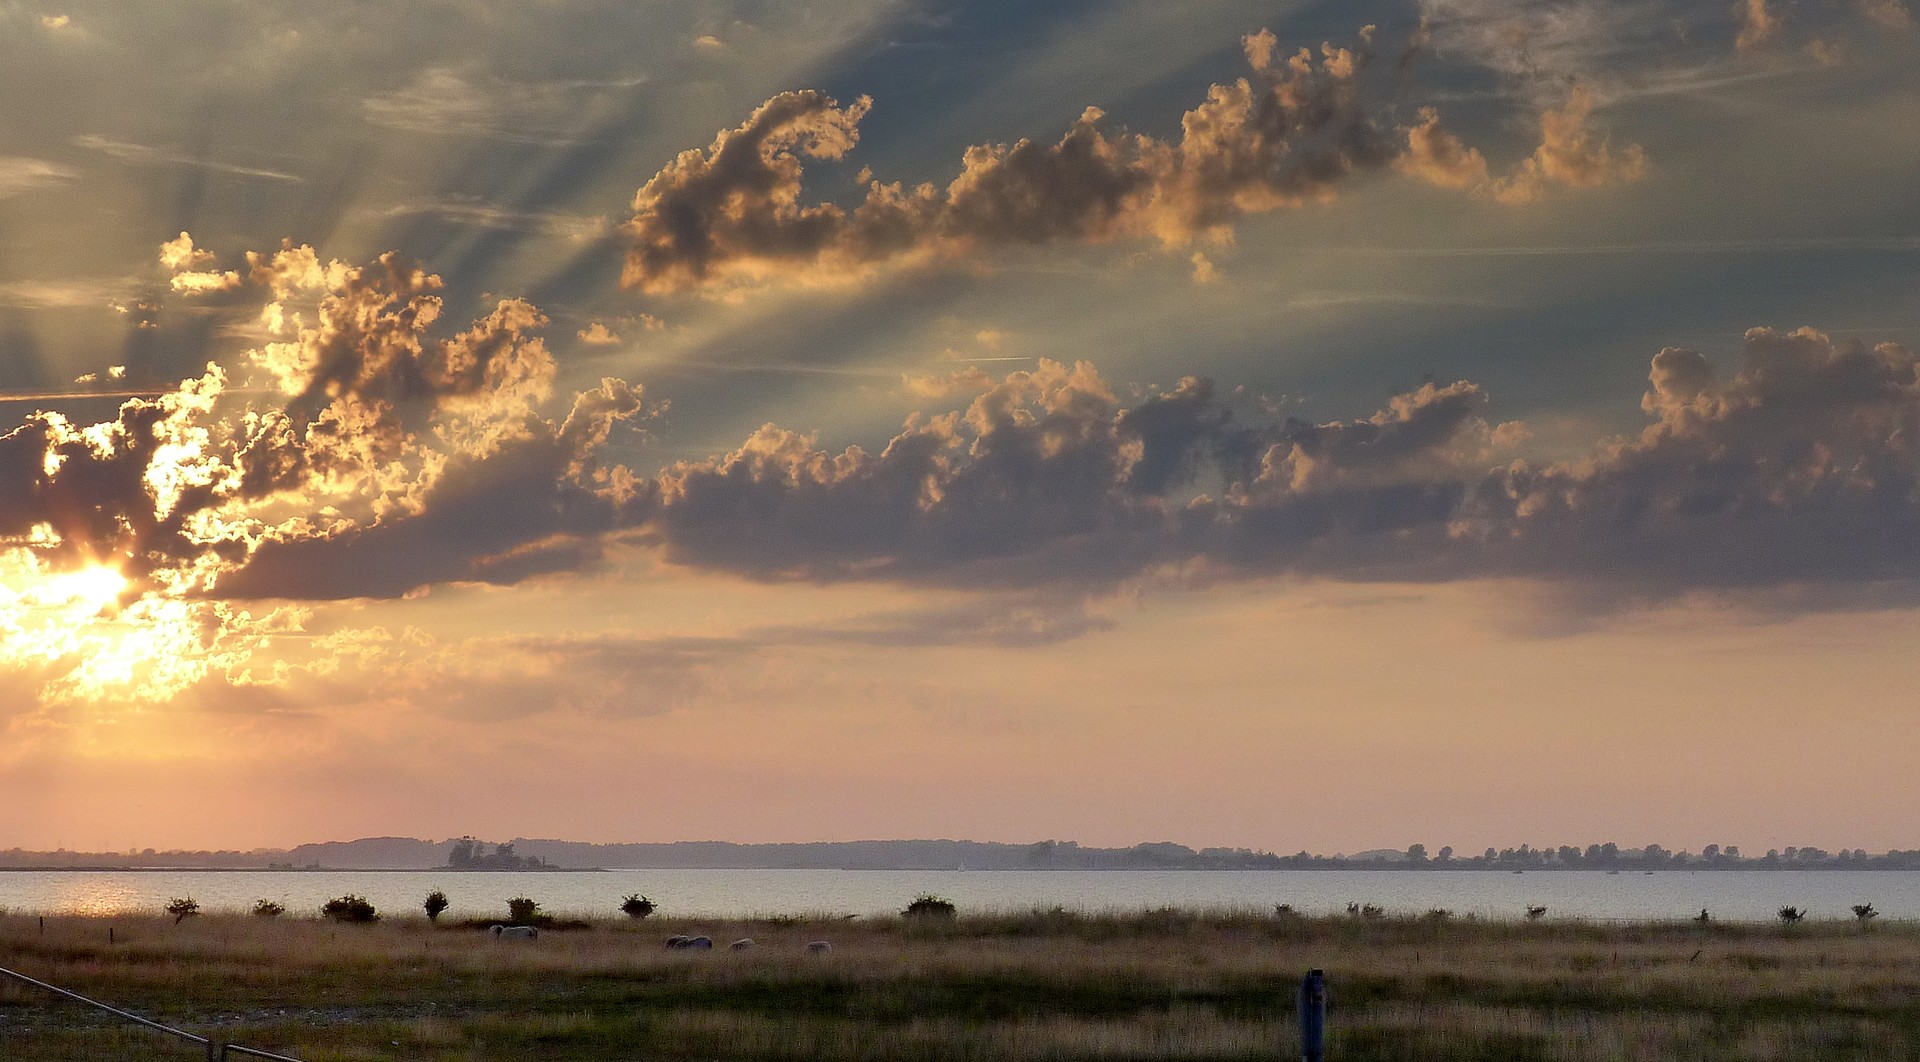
[904,895,957,919]
[322,894,379,923]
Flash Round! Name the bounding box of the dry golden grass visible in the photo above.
[3,909,1918,1059]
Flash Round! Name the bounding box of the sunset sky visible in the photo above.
[2,0,1918,855]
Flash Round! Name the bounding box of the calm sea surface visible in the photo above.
[3,869,1918,923]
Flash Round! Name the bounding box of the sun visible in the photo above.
[40,564,130,615]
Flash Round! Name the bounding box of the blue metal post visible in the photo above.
[1297,968,1327,1062]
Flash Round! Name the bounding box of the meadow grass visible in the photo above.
[3,908,1918,1059]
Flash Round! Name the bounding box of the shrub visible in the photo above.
[903,894,957,919]
[424,890,450,923]
[620,894,656,919]
[1853,903,1878,924]
[165,897,199,924]
[322,894,380,923]
[506,896,541,924]
[1778,906,1807,925]
[251,899,285,918]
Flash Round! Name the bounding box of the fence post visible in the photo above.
[1297,968,1327,1062]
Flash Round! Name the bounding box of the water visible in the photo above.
[2,869,1915,923]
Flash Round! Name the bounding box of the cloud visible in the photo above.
[369,198,607,240]
[577,322,622,346]
[1,243,655,654]
[160,232,248,293]
[1399,90,1645,203]
[622,27,1399,295]
[0,157,78,199]
[1857,0,1913,29]
[1414,0,1661,96]
[12,224,1920,707]
[361,68,646,145]
[1489,87,1646,203]
[1189,252,1222,285]
[1736,0,1782,53]
[159,232,215,272]
[902,366,994,401]
[73,135,304,183]
[641,327,1920,606]
[0,276,136,310]
[1397,107,1491,189]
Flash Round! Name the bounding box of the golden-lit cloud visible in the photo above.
[1857,0,1913,29]
[1,241,655,707]
[0,156,78,198]
[1399,91,1646,203]
[577,321,622,346]
[1737,0,1782,53]
[1397,107,1491,189]
[622,27,1400,295]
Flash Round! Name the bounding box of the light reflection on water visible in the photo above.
[3,869,1920,923]
[42,875,144,917]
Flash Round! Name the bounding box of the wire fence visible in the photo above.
[0,963,308,1061]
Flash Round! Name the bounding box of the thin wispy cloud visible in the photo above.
[0,156,78,198]
[360,68,647,144]
[72,135,304,182]
[369,198,608,240]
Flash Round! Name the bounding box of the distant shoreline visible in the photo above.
[9,865,1920,874]
[0,866,607,874]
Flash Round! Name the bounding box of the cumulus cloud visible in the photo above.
[0,242,656,705]
[577,321,621,346]
[1857,0,1913,30]
[622,27,1398,294]
[1736,0,1782,53]
[1399,90,1645,203]
[1397,107,1491,189]
[1490,87,1646,202]
[13,227,1920,705]
[640,328,1920,603]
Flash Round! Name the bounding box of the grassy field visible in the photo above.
[4,907,1919,1060]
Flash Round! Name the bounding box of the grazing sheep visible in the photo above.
[729,938,755,951]
[666,934,713,950]
[664,935,690,948]
[489,925,538,940]
[805,940,833,954]
[687,935,713,949]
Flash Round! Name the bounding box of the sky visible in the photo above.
[1,0,1918,855]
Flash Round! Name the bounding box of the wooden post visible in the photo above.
[1298,968,1327,1061]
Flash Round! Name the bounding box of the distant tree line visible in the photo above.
[444,838,550,871]
[10,838,1920,872]
[1379,843,1920,871]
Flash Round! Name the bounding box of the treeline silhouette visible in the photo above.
[9,838,1920,871]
